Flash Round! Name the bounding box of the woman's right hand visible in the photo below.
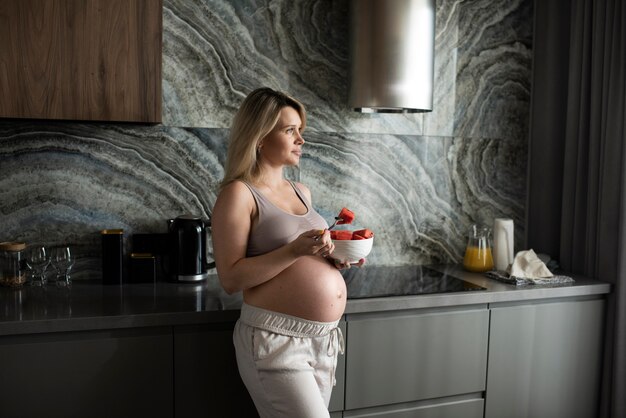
[289,229,334,257]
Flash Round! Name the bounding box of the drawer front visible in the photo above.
[344,398,484,418]
[345,308,489,410]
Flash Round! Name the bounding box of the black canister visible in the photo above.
[168,215,208,282]
[101,229,124,285]
[130,253,156,283]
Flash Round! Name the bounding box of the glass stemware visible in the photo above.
[26,245,50,286]
[50,246,75,287]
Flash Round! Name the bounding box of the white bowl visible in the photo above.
[331,237,373,263]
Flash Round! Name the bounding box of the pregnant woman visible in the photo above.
[212,87,360,417]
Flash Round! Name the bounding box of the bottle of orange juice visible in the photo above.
[463,224,494,272]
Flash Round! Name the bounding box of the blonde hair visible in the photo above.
[220,87,306,189]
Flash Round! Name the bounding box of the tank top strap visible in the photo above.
[241,180,260,199]
[240,181,270,216]
[287,181,311,209]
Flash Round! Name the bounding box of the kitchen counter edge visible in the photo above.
[0,264,611,336]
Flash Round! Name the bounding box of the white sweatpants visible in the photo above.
[233,303,344,418]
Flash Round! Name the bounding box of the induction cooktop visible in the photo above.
[344,265,486,299]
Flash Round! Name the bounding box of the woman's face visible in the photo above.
[259,106,305,167]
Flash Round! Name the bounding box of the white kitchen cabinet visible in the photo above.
[344,306,489,412]
[485,297,605,418]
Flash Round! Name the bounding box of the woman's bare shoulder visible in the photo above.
[220,180,250,196]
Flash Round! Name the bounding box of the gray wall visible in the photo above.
[0,0,532,279]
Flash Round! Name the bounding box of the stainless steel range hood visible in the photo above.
[349,0,435,113]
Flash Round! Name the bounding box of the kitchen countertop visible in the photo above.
[0,264,611,336]
[344,264,610,313]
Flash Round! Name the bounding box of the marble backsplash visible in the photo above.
[0,0,531,279]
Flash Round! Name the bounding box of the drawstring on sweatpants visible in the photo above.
[327,326,345,386]
[327,326,345,356]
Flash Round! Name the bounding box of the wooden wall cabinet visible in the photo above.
[0,0,162,123]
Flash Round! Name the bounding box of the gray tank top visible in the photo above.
[242,181,328,257]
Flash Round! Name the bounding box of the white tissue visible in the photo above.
[507,249,554,279]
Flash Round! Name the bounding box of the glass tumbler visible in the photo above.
[50,246,75,287]
[26,245,50,286]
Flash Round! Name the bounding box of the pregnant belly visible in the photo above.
[243,256,347,322]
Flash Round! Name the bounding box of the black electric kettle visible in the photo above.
[167,215,214,282]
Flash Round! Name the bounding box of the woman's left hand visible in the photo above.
[331,258,366,270]
[317,229,366,269]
